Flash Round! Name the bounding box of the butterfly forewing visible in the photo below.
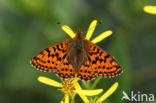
[30,38,75,79]
[86,43,122,78]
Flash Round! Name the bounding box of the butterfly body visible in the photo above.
[67,39,89,72]
[31,29,122,80]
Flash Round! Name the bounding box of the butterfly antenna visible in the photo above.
[57,21,76,36]
[57,21,64,26]
[56,21,61,24]
[89,20,102,31]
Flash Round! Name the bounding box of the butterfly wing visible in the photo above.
[77,60,97,80]
[77,42,122,80]
[88,43,123,78]
[56,57,75,79]
[30,39,75,79]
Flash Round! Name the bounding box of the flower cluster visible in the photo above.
[38,76,118,103]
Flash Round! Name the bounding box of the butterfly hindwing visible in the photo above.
[77,60,97,80]
[87,43,122,78]
[31,39,75,79]
[57,58,75,79]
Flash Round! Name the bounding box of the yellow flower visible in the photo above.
[144,5,156,15]
[96,82,118,103]
[61,20,112,44]
[38,76,103,103]
[78,82,119,103]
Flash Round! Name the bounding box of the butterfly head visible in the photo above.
[76,29,84,39]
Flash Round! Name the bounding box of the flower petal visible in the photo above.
[75,89,103,96]
[65,93,69,103]
[61,25,76,38]
[60,100,64,103]
[144,6,156,15]
[85,20,97,40]
[37,76,62,87]
[96,82,119,103]
[91,30,112,44]
[74,82,89,103]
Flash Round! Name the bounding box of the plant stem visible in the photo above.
[91,77,102,89]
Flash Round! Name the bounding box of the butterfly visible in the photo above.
[30,28,122,81]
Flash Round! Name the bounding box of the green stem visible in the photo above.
[70,95,75,103]
[82,80,91,89]
[91,77,102,89]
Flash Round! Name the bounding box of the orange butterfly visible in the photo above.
[30,20,122,81]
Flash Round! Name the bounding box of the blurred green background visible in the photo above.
[0,0,156,103]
